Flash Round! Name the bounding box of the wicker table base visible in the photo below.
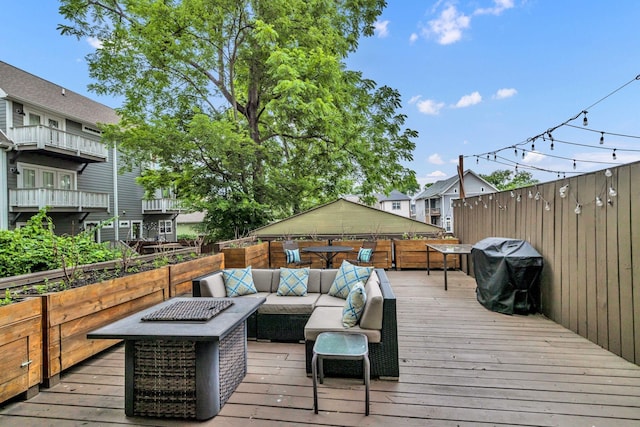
[88,297,264,421]
[128,323,246,419]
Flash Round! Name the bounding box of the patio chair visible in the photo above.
[350,241,377,266]
[283,240,313,267]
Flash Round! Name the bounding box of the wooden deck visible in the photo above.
[2,270,640,426]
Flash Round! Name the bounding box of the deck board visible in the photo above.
[2,270,640,426]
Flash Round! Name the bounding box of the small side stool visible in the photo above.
[312,332,370,415]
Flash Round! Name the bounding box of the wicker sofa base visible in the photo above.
[256,313,311,341]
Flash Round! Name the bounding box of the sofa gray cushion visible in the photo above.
[252,269,279,292]
[315,293,346,307]
[304,307,381,343]
[258,293,320,315]
[199,273,226,297]
[360,274,383,330]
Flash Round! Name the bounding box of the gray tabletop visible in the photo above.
[87,297,264,341]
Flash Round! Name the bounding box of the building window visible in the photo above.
[392,201,401,210]
[159,220,173,234]
[445,217,452,233]
[17,163,76,190]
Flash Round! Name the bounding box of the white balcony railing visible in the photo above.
[142,198,182,213]
[9,189,110,211]
[11,125,108,159]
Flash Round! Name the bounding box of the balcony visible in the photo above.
[9,188,110,212]
[10,125,108,162]
[142,198,182,214]
[427,208,441,216]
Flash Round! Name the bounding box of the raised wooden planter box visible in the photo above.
[394,238,461,270]
[168,253,225,297]
[331,239,392,269]
[40,267,171,386]
[0,298,42,403]
[222,242,269,269]
[269,240,329,269]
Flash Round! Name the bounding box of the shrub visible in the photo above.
[0,210,121,279]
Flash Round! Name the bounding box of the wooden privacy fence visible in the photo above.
[455,161,640,365]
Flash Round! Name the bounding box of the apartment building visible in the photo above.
[0,61,179,241]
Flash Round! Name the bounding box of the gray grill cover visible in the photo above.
[472,238,543,315]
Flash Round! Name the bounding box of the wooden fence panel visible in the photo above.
[454,161,639,366]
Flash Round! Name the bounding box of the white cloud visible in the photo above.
[474,0,515,16]
[409,33,419,44]
[522,151,546,163]
[87,37,103,49]
[374,20,390,38]
[408,95,422,104]
[417,99,445,115]
[428,170,448,178]
[428,153,445,165]
[427,5,471,45]
[453,91,482,108]
[494,88,518,99]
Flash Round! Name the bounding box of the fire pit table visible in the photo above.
[87,297,264,420]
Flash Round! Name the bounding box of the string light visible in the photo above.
[574,203,582,214]
[582,111,588,126]
[609,186,617,197]
[516,194,522,202]
[528,190,533,199]
[612,149,617,160]
[605,169,612,177]
[600,132,605,144]
[535,192,541,201]
[545,201,551,211]
[559,185,569,198]
[596,196,604,207]
[573,160,576,170]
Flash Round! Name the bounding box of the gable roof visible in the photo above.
[0,61,119,126]
[375,190,411,202]
[252,198,443,238]
[415,169,498,200]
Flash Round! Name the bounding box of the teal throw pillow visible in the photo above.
[342,281,367,328]
[285,248,301,264]
[329,260,373,299]
[358,248,373,263]
[223,266,257,297]
[277,267,309,296]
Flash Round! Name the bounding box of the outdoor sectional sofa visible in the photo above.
[192,267,399,379]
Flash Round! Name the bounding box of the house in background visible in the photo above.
[0,61,179,242]
[374,190,412,218]
[414,170,498,233]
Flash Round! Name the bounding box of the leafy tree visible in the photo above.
[481,170,539,191]
[58,0,418,240]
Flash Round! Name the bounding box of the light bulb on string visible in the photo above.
[608,198,613,206]
[574,203,582,214]
[596,196,604,207]
[516,194,522,202]
[476,156,479,164]
[612,149,617,160]
[510,191,515,198]
[514,147,518,157]
[550,141,554,150]
[605,169,612,177]
[535,192,541,201]
[600,132,604,144]
[609,186,617,197]
[559,185,568,198]
[582,111,588,126]
[531,141,535,151]
[522,151,525,159]
[573,160,576,170]
[528,190,533,199]
[545,201,551,211]
[484,203,488,209]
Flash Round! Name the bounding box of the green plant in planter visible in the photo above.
[0,289,14,306]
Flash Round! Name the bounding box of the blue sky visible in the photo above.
[2,1,640,189]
